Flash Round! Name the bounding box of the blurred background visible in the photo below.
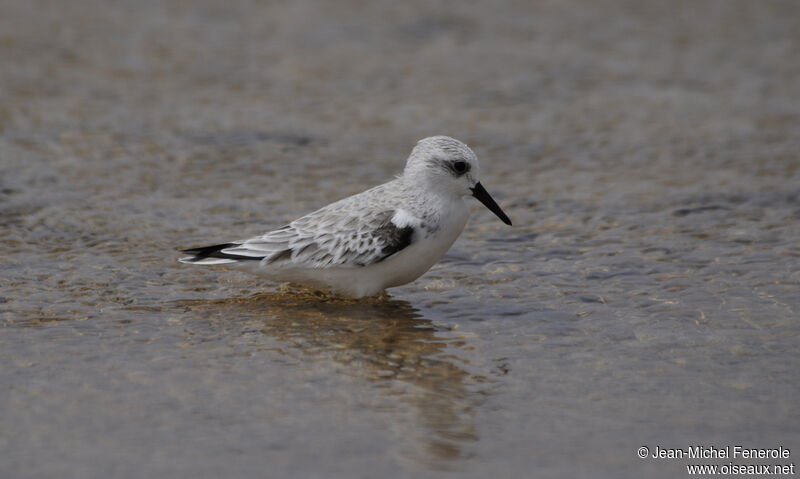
[1,1,798,477]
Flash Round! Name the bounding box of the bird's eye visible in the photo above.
[453,161,467,174]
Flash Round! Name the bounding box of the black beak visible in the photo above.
[471,182,512,226]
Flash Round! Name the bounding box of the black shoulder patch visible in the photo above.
[375,222,415,261]
[181,243,265,261]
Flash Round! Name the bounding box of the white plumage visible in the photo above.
[180,136,511,298]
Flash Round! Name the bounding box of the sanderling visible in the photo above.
[180,136,512,298]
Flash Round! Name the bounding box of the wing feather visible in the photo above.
[232,206,419,267]
[180,182,421,268]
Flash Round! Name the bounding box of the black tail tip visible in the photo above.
[180,243,238,258]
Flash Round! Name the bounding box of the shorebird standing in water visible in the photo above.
[180,136,512,298]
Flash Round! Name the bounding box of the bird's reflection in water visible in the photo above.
[177,289,481,469]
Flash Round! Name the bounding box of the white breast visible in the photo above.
[358,198,470,292]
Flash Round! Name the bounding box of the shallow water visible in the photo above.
[1,1,799,477]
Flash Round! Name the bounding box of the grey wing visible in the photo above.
[222,207,419,268]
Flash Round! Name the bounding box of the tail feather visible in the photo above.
[179,242,266,264]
